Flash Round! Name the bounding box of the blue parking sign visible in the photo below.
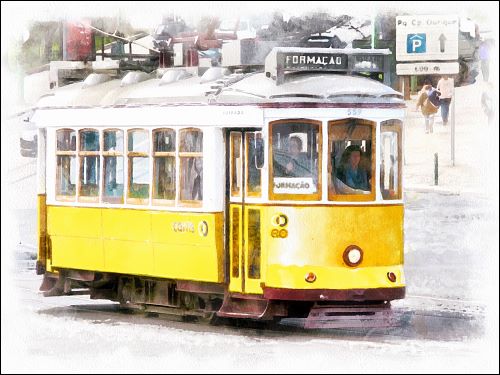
[407,34,426,53]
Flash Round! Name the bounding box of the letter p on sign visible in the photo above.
[407,34,426,53]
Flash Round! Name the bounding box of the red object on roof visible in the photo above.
[65,20,93,61]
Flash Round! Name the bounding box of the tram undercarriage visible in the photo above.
[39,270,401,329]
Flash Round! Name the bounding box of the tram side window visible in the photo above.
[230,132,242,197]
[79,129,100,200]
[328,120,374,200]
[55,129,77,200]
[103,130,124,203]
[246,132,263,196]
[270,120,321,200]
[380,120,402,200]
[127,129,150,203]
[153,129,176,203]
[179,128,203,203]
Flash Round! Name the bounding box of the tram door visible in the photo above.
[227,130,264,294]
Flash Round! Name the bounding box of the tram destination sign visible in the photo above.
[281,52,348,70]
[267,47,392,85]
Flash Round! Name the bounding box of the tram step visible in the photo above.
[217,295,286,320]
[305,302,398,329]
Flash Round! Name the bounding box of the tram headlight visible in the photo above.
[305,272,317,283]
[343,245,363,267]
[387,272,397,283]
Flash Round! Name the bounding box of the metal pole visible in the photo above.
[451,86,455,166]
[403,77,407,166]
[62,22,67,61]
[371,14,375,49]
[434,153,438,185]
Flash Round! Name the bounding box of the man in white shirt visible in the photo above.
[437,76,454,125]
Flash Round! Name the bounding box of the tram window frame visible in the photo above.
[152,128,176,206]
[78,129,101,203]
[55,128,77,201]
[269,119,322,201]
[178,128,203,207]
[102,129,125,204]
[328,119,376,202]
[380,120,402,200]
[127,129,150,205]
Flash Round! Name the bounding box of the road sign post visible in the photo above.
[451,86,455,166]
[395,15,459,167]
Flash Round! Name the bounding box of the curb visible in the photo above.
[404,185,485,196]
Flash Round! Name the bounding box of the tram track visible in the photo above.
[16,273,486,321]
[17,286,485,343]
[11,232,487,343]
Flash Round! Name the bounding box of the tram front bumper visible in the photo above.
[263,264,405,302]
[263,285,405,302]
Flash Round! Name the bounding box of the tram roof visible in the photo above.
[34,68,404,109]
[216,73,404,104]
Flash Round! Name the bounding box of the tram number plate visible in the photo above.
[347,108,362,116]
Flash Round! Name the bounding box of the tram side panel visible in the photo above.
[45,206,225,283]
[41,125,226,284]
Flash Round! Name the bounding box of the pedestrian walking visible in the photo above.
[416,84,440,134]
[437,76,454,125]
[479,39,491,82]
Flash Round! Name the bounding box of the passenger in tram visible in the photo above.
[191,158,203,200]
[157,170,174,199]
[337,145,370,191]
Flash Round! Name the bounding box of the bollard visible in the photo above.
[434,153,438,185]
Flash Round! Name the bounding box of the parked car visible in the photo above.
[20,127,37,158]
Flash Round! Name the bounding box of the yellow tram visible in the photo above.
[34,47,405,328]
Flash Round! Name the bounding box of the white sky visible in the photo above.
[2,1,499,40]
[1,1,498,75]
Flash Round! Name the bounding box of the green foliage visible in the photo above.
[95,36,115,51]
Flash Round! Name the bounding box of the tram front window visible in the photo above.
[380,120,402,200]
[328,120,374,199]
[271,121,320,199]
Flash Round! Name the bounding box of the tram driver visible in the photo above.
[274,136,310,178]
